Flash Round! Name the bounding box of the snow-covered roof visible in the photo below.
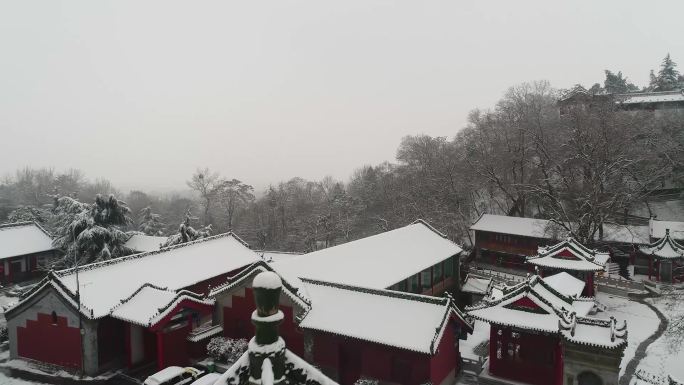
[470,214,566,239]
[600,224,650,245]
[618,90,684,105]
[461,275,493,295]
[467,275,595,333]
[274,220,462,290]
[559,313,628,350]
[0,222,54,260]
[640,229,684,260]
[527,237,608,272]
[298,279,472,354]
[124,234,167,252]
[255,250,302,264]
[109,284,213,327]
[542,272,585,298]
[650,219,684,241]
[54,232,260,318]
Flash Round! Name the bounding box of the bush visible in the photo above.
[0,326,8,343]
[206,337,248,363]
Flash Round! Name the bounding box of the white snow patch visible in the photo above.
[595,293,659,377]
[253,271,282,290]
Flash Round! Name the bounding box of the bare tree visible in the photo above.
[187,167,220,226]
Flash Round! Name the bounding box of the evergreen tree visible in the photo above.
[161,209,212,247]
[51,194,133,267]
[656,54,680,91]
[603,70,637,93]
[649,70,658,90]
[138,206,165,236]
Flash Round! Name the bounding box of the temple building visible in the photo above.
[638,229,684,283]
[526,237,609,296]
[0,222,58,284]
[5,220,471,385]
[467,274,627,385]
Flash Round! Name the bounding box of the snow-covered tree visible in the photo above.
[161,210,211,247]
[216,179,254,230]
[51,194,133,267]
[138,206,165,236]
[206,337,248,363]
[603,70,637,94]
[656,54,680,91]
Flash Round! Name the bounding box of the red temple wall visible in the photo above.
[222,288,304,356]
[430,327,459,385]
[489,326,562,385]
[312,331,433,385]
[17,312,82,369]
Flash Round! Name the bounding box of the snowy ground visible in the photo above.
[0,292,18,328]
[461,319,490,360]
[635,290,684,381]
[595,293,659,377]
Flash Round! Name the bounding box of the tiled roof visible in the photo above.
[0,221,54,259]
[527,237,608,272]
[640,229,684,259]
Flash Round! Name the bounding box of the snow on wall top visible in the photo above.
[619,90,684,104]
[273,220,462,290]
[650,219,684,241]
[255,250,302,264]
[124,234,167,252]
[542,272,585,298]
[0,222,54,260]
[470,214,565,239]
[298,280,454,354]
[56,233,260,318]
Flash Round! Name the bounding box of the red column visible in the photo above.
[554,339,564,385]
[156,331,164,370]
[586,273,594,297]
[489,326,497,374]
[648,257,652,280]
[125,324,132,368]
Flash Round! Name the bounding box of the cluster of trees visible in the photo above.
[1,57,682,263]
[587,54,683,94]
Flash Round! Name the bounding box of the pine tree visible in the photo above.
[648,70,657,90]
[656,54,680,91]
[138,206,165,236]
[51,194,133,267]
[161,209,212,247]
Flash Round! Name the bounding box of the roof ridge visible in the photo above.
[209,260,311,309]
[301,277,448,306]
[56,231,248,277]
[411,219,448,239]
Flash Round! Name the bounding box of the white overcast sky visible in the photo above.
[1,1,682,192]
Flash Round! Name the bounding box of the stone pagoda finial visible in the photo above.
[248,271,286,385]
